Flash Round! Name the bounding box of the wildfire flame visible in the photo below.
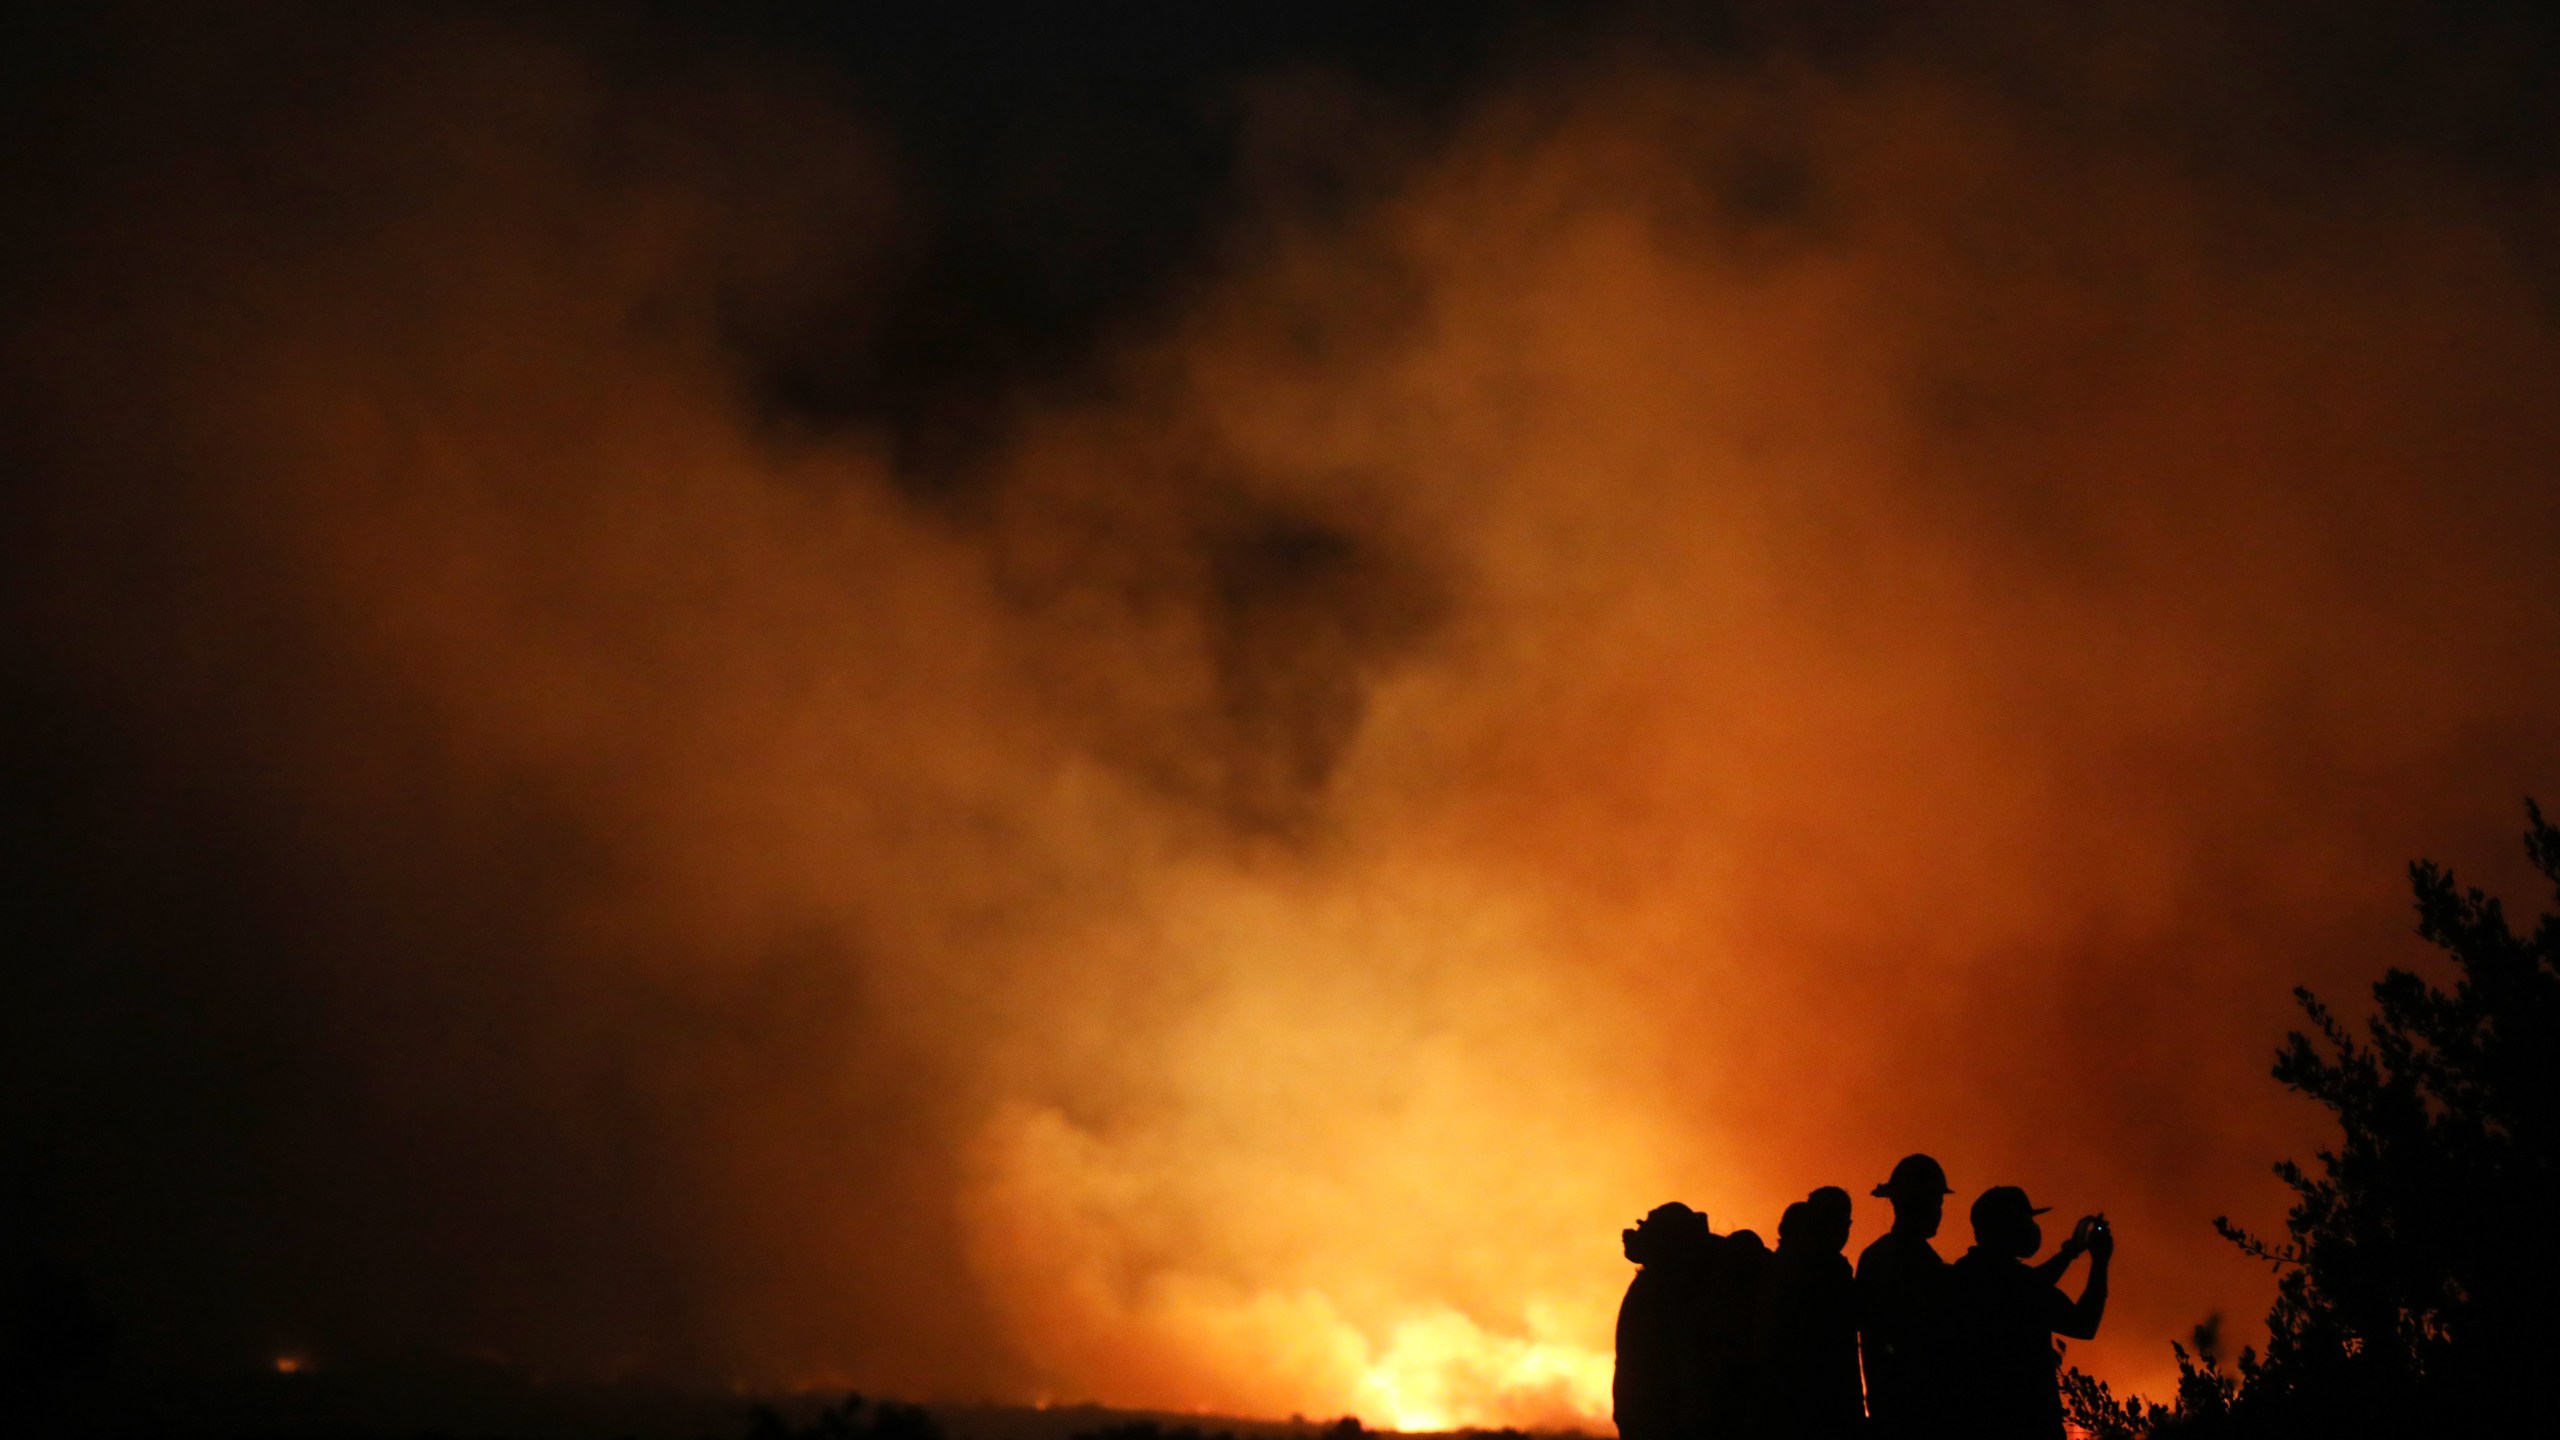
[956,866,1658,1431]
[1355,1311,1612,1431]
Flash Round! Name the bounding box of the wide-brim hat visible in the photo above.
[1871,1153,1956,1199]
[1969,1184,2052,1230]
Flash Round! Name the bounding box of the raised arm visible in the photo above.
[2052,1216,2112,1340]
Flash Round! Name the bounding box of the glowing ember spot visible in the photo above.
[273,1352,309,1375]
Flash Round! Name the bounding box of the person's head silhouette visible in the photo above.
[1776,1199,1816,1253]
[1623,1201,1711,1267]
[1871,1153,1954,1238]
[1807,1184,1853,1254]
[1968,1185,2051,1259]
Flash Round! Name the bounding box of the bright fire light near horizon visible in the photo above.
[1357,1314,1614,1432]
[953,868,1672,1430]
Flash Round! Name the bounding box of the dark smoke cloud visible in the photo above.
[0,0,994,1391]
[8,0,2560,1424]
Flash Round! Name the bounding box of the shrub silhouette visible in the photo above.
[1067,1423,1243,1440]
[746,1394,947,1440]
[2058,1319,2244,1439]
[2065,800,2560,1439]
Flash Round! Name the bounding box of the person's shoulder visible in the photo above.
[1623,1265,1684,1314]
[1948,1248,2005,1282]
[1856,1231,1931,1276]
[1950,1250,2040,1295]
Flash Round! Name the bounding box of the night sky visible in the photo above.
[9,1,2560,1429]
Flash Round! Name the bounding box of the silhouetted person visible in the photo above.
[1617,1203,1714,1440]
[1944,1188,2111,1440]
[1704,1226,1771,1439]
[1762,1192,1864,1439]
[1855,1155,1954,1439]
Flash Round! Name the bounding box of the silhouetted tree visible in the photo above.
[2065,800,2560,1439]
[2227,801,2559,1433]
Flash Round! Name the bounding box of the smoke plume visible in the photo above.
[8,1,2560,1423]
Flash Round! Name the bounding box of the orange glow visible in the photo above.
[952,872,1667,1428]
[18,8,2560,1427]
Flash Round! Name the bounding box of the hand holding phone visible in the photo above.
[2085,1213,2114,1261]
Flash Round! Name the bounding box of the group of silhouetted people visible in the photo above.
[1613,1154,2112,1440]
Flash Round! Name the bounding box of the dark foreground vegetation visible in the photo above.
[744,1405,1384,1440]
[2061,804,2560,1439]
[741,1403,1494,1440]
[745,1395,948,1440]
